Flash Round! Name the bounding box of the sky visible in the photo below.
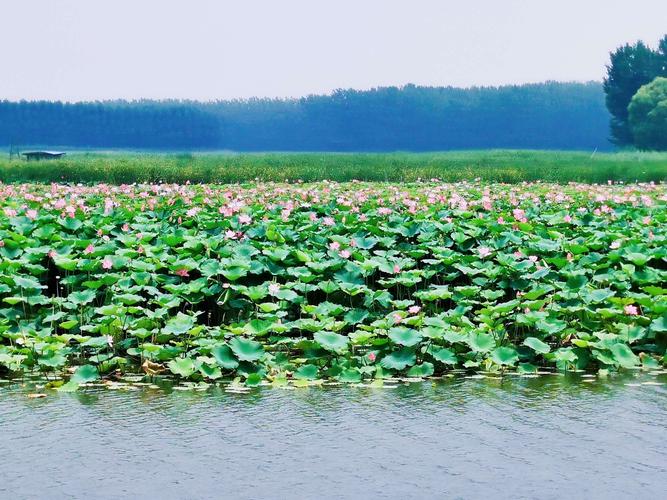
[1,0,666,102]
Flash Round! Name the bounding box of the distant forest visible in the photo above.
[0,82,611,151]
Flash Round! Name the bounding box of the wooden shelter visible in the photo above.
[22,151,66,161]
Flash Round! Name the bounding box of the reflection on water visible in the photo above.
[1,372,666,500]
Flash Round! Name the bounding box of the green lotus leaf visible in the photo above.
[407,362,434,378]
[650,315,667,332]
[380,348,416,371]
[352,236,378,249]
[38,351,67,368]
[338,368,362,383]
[197,360,222,380]
[522,285,554,300]
[70,364,100,384]
[211,344,240,370]
[468,332,495,353]
[14,276,43,290]
[229,337,264,361]
[221,266,248,281]
[490,346,519,365]
[344,309,369,325]
[565,275,588,290]
[274,288,299,301]
[318,281,339,294]
[245,373,263,386]
[523,337,551,354]
[163,313,196,335]
[168,357,196,377]
[313,331,349,353]
[517,363,538,374]
[610,343,639,368]
[59,319,79,330]
[536,317,567,335]
[491,300,520,315]
[430,347,458,365]
[553,347,578,364]
[584,288,616,303]
[243,319,275,336]
[68,290,97,306]
[388,327,422,347]
[294,364,319,380]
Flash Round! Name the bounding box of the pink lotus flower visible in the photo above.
[529,255,538,263]
[322,217,335,226]
[238,214,252,224]
[408,305,421,314]
[393,264,401,274]
[329,241,340,251]
[497,216,505,224]
[563,215,572,223]
[642,216,651,225]
[102,258,113,270]
[624,304,638,316]
[26,209,38,220]
[176,268,189,277]
[610,240,621,249]
[368,352,376,362]
[478,247,492,258]
[122,223,130,232]
[268,283,280,295]
[339,249,351,259]
[84,244,95,255]
[0,240,4,248]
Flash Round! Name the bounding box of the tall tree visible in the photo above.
[628,77,667,151]
[603,39,666,146]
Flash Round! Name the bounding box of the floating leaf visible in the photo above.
[610,343,639,369]
[168,357,196,377]
[294,364,319,380]
[407,362,434,378]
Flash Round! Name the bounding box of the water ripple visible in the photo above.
[0,373,665,500]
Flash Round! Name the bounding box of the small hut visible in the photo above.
[22,151,66,161]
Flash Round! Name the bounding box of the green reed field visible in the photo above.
[1,150,667,184]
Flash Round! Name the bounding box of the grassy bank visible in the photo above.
[1,150,667,184]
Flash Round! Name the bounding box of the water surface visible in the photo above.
[1,372,665,499]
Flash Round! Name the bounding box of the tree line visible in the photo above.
[1,82,610,151]
[604,35,667,150]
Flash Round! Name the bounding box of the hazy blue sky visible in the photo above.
[1,0,666,101]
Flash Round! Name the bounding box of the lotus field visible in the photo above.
[0,180,666,388]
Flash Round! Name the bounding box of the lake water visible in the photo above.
[1,371,665,500]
